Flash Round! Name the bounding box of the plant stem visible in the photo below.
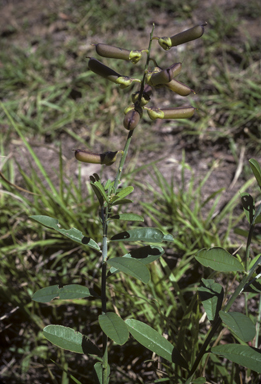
[101,206,108,383]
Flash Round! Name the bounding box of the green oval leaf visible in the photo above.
[98,312,129,345]
[125,319,188,369]
[109,213,144,222]
[195,247,243,272]
[107,257,150,284]
[32,285,60,303]
[109,245,164,274]
[32,284,99,302]
[30,215,101,252]
[94,362,110,384]
[211,344,261,373]
[111,228,173,243]
[219,311,256,342]
[113,186,134,200]
[43,325,84,353]
[198,279,224,321]
[249,159,261,190]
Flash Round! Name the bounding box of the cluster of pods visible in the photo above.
[75,23,206,165]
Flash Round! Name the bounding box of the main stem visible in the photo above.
[100,25,156,383]
[101,206,108,383]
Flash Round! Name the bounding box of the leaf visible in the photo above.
[211,344,261,373]
[219,311,256,342]
[195,247,243,272]
[32,284,99,302]
[249,159,261,190]
[107,257,150,284]
[111,228,174,243]
[93,362,110,384]
[198,279,224,321]
[98,312,129,345]
[243,276,261,294]
[90,184,104,206]
[32,285,60,303]
[125,319,188,369]
[241,193,254,224]
[43,325,84,354]
[109,245,164,274]
[111,198,132,206]
[111,186,134,201]
[30,216,101,252]
[109,213,144,222]
[90,180,109,203]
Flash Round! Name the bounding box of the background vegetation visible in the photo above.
[0,0,261,382]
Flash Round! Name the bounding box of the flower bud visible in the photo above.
[146,107,195,120]
[164,78,194,96]
[95,44,143,64]
[75,149,122,166]
[146,63,182,87]
[88,58,140,88]
[123,109,141,130]
[158,23,207,50]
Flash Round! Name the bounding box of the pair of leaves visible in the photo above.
[43,315,187,369]
[32,284,99,303]
[30,215,101,252]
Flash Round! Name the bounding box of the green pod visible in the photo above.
[164,78,194,96]
[162,107,195,119]
[123,109,141,130]
[146,107,195,120]
[158,22,207,50]
[95,44,143,64]
[88,58,140,88]
[147,63,182,86]
[88,57,120,83]
[170,23,207,46]
[75,149,122,166]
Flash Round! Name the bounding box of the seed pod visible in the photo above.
[123,109,141,130]
[88,57,120,81]
[146,63,182,87]
[164,78,194,96]
[75,149,122,166]
[95,44,143,64]
[147,107,195,120]
[88,58,140,88]
[158,22,207,50]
